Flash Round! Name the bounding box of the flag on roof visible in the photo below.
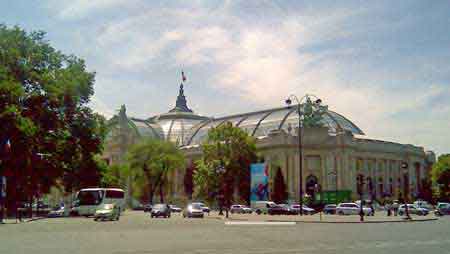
[182,71,186,82]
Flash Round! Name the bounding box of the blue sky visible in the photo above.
[2,0,449,155]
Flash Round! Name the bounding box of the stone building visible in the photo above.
[103,83,435,203]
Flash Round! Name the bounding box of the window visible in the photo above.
[105,190,125,199]
[78,190,103,206]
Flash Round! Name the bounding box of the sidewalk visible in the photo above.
[206,212,439,223]
[0,216,46,224]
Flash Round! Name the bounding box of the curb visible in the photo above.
[264,218,439,224]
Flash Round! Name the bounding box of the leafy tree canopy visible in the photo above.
[194,122,256,204]
[432,154,450,200]
[127,139,185,204]
[0,24,105,203]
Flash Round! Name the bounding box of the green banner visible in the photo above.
[316,190,352,204]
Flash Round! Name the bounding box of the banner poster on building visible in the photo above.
[250,163,269,203]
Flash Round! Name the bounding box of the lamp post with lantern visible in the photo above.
[285,94,327,216]
[401,162,411,220]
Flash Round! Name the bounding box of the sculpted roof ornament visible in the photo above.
[169,83,193,113]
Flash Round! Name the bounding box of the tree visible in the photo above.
[272,167,288,204]
[101,163,130,189]
[183,164,195,200]
[0,24,104,216]
[432,154,450,201]
[193,122,256,210]
[127,139,185,204]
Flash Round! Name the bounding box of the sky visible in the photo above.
[2,0,449,155]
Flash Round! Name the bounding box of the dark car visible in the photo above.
[151,204,171,218]
[268,204,290,215]
[435,203,450,216]
[323,204,337,214]
[143,204,152,213]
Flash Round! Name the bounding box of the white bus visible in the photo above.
[73,188,125,216]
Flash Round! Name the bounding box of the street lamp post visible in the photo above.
[357,174,365,222]
[401,162,411,220]
[285,94,324,216]
[215,164,226,216]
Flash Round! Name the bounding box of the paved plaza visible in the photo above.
[1,211,449,254]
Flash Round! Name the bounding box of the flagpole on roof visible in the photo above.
[182,70,186,83]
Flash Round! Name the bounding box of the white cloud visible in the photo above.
[55,0,129,20]
[39,1,450,154]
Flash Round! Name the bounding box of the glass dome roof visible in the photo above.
[106,87,364,148]
[184,105,364,146]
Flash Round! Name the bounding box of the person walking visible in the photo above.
[392,201,399,216]
[386,202,392,216]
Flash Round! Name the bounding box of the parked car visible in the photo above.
[290,204,316,215]
[47,206,66,218]
[169,205,182,213]
[193,202,210,213]
[230,205,253,214]
[355,200,383,211]
[33,201,50,210]
[435,203,450,216]
[268,204,291,215]
[143,204,152,213]
[253,201,277,215]
[151,204,171,218]
[323,204,337,214]
[413,200,433,210]
[336,203,372,215]
[94,203,120,221]
[183,203,204,218]
[398,204,429,216]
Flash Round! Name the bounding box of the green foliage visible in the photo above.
[127,139,185,203]
[432,154,450,200]
[101,163,130,189]
[0,24,103,204]
[193,122,256,205]
[301,97,328,128]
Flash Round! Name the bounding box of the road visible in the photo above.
[1,211,449,254]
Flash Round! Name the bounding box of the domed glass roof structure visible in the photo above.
[184,105,364,146]
[106,82,364,147]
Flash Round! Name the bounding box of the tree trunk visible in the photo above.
[159,182,164,203]
[148,186,154,205]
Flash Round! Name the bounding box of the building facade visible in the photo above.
[103,83,435,202]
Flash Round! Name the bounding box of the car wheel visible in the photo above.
[338,211,344,216]
[399,211,404,216]
[94,218,98,221]
[256,210,261,215]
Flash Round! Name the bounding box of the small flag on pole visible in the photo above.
[182,71,186,82]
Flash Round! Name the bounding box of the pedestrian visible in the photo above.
[392,201,399,216]
[386,202,392,216]
[370,203,375,216]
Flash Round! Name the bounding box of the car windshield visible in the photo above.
[153,204,166,209]
[190,204,202,209]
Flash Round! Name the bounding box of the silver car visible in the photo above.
[398,204,429,216]
[183,203,204,218]
[336,203,372,215]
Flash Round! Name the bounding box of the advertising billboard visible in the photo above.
[250,163,269,202]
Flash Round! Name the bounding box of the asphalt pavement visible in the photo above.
[1,211,449,254]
